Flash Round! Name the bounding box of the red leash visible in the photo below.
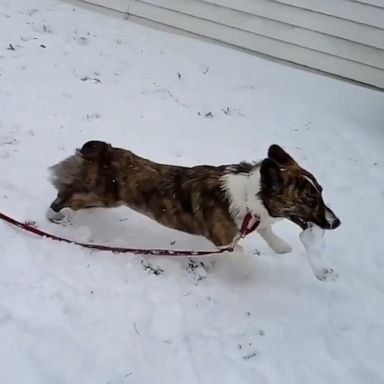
[240,213,260,237]
[0,211,259,256]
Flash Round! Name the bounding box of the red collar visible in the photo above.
[240,213,260,238]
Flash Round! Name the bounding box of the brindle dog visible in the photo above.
[47,141,340,251]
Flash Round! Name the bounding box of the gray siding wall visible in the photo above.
[75,0,384,89]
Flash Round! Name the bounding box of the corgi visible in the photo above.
[47,141,340,252]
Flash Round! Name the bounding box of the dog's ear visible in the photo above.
[268,144,296,166]
[80,141,111,162]
[260,158,283,192]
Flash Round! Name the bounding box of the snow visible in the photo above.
[1,0,384,383]
[300,223,338,282]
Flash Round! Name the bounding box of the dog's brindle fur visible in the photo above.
[48,141,340,251]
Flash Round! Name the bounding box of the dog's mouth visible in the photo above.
[289,215,341,231]
[289,216,309,230]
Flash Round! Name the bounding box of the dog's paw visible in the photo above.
[270,240,292,254]
[272,241,292,254]
[46,208,68,224]
[314,267,338,282]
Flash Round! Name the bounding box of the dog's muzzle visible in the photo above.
[325,206,341,229]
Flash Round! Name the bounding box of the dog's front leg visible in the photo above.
[46,196,69,222]
[258,225,292,254]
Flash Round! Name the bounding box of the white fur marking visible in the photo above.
[220,168,279,231]
[303,175,319,192]
[325,208,337,226]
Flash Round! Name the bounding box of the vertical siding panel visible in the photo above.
[73,0,384,88]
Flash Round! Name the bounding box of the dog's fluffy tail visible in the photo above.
[49,140,111,191]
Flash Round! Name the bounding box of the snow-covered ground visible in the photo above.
[1,0,384,383]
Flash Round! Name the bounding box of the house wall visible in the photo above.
[74,0,384,89]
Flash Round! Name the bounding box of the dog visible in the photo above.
[47,141,341,252]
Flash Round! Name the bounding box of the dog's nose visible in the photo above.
[325,206,341,230]
[330,217,341,229]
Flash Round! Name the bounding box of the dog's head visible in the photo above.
[259,145,341,230]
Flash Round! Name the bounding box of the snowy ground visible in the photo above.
[1,0,384,383]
